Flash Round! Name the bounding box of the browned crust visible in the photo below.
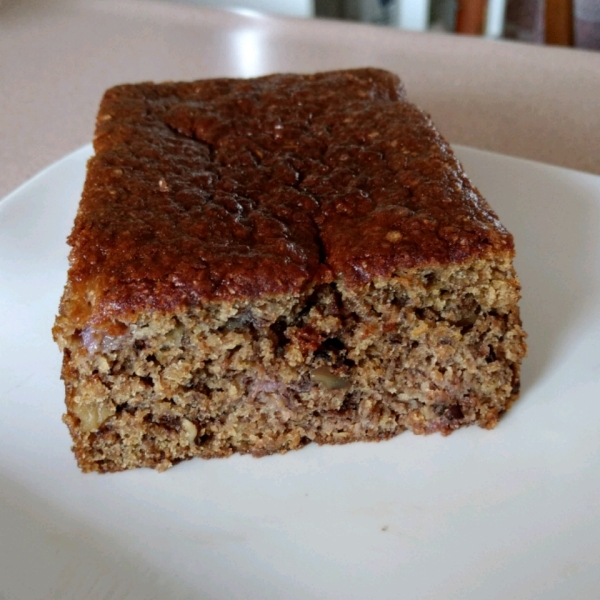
[60,68,513,329]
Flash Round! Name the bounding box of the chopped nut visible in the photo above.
[165,325,184,346]
[158,178,169,193]
[98,113,112,121]
[113,168,123,176]
[152,401,172,417]
[386,230,403,243]
[72,401,115,432]
[311,366,350,390]
[410,322,429,339]
[181,419,198,444]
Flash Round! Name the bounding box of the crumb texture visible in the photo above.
[57,260,525,472]
[53,69,527,472]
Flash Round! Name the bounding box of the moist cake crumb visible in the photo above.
[53,68,527,472]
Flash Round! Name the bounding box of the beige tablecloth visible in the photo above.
[1,0,599,199]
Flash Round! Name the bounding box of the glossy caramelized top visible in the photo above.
[65,68,513,324]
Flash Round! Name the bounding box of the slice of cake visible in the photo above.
[53,68,527,472]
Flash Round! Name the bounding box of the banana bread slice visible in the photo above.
[53,68,527,472]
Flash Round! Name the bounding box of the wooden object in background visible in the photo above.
[456,0,488,34]
[546,0,573,45]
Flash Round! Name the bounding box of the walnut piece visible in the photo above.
[72,402,115,432]
[311,366,350,390]
[181,418,198,444]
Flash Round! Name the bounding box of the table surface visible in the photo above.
[1,0,600,199]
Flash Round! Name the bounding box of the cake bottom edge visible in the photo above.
[63,379,521,474]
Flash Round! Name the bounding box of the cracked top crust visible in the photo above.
[64,68,513,326]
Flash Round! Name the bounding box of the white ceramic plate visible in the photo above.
[1,145,600,600]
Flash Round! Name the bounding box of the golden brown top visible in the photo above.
[65,68,513,325]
